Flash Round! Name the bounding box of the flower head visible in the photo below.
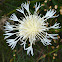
[4,2,60,56]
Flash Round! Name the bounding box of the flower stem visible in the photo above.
[37,45,62,62]
[13,50,16,62]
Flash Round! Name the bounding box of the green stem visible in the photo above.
[38,45,62,61]
[2,53,5,62]
[52,59,54,62]
[13,50,16,62]
[49,29,62,33]
[14,56,15,62]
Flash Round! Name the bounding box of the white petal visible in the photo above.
[39,34,51,46]
[25,46,33,56]
[16,7,24,14]
[20,41,26,50]
[6,39,17,50]
[42,38,51,46]
[31,47,33,56]
[3,33,16,39]
[4,22,16,32]
[47,33,58,39]
[9,13,19,21]
[44,9,59,18]
[23,2,30,14]
[49,22,61,29]
[6,36,20,50]
[34,2,41,12]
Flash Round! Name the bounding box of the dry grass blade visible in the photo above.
[0,16,8,30]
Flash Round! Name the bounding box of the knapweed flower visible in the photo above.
[4,2,60,56]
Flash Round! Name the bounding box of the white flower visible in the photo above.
[4,2,60,56]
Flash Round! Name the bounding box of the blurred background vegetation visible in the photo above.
[0,0,62,62]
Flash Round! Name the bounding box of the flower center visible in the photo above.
[18,14,42,38]
[23,15,40,34]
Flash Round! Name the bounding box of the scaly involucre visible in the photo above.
[4,2,60,56]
